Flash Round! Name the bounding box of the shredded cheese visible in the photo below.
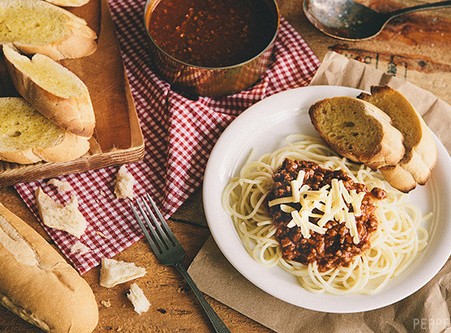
[273,176,365,243]
[291,179,301,203]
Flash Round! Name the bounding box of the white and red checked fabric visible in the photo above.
[14,0,320,274]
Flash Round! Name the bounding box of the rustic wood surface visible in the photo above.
[0,0,450,332]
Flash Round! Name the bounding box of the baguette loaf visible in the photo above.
[0,0,96,60]
[3,45,95,137]
[0,97,90,164]
[44,0,90,7]
[358,86,437,192]
[0,203,98,332]
[309,96,405,170]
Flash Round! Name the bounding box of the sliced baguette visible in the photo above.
[44,0,90,7]
[309,96,405,170]
[358,86,437,192]
[3,45,95,137]
[0,0,96,60]
[0,97,90,164]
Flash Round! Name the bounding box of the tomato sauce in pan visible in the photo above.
[147,0,277,67]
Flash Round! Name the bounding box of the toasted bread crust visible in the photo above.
[43,0,90,7]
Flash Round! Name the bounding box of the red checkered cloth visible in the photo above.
[14,1,320,274]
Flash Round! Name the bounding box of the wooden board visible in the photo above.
[0,0,145,187]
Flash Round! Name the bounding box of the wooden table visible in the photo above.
[1,0,450,332]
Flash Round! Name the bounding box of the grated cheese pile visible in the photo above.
[268,171,365,244]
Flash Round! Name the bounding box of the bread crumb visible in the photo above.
[70,241,91,255]
[114,165,137,199]
[96,231,109,238]
[100,258,146,288]
[93,189,106,204]
[127,283,150,315]
[35,187,87,238]
[100,300,112,308]
[47,178,74,192]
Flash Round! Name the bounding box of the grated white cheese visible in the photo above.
[296,170,306,182]
[291,179,302,203]
[350,190,366,217]
[345,212,360,244]
[273,176,365,243]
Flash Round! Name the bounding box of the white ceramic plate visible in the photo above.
[202,85,451,313]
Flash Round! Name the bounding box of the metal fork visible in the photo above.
[130,194,231,333]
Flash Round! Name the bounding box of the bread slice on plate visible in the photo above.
[0,0,97,60]
[0,97,89,164]
[44,0,90,7]
[3,45,95,137]
[309,96,405,170]
[358,86,437,192]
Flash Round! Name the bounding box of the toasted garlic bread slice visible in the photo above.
[0,97,89,164]
[309,96,405,170]
[0,0,96,60]
[3,45,95,137]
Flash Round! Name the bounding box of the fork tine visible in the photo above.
[140,197,174,248]
[129,202,160,254]
[135,198,168,252]
[146,193,181,246]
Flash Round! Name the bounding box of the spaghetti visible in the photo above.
[222,134,429,294]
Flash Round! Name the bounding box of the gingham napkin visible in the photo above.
[14,0,320,274]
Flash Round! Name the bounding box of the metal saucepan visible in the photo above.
[143,0,280,97]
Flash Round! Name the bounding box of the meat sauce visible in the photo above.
[267,159,386,272]
[147,0,277,67]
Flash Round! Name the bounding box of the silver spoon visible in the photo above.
[303,0,451,40]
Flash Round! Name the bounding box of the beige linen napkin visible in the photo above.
[188,52,451,333]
